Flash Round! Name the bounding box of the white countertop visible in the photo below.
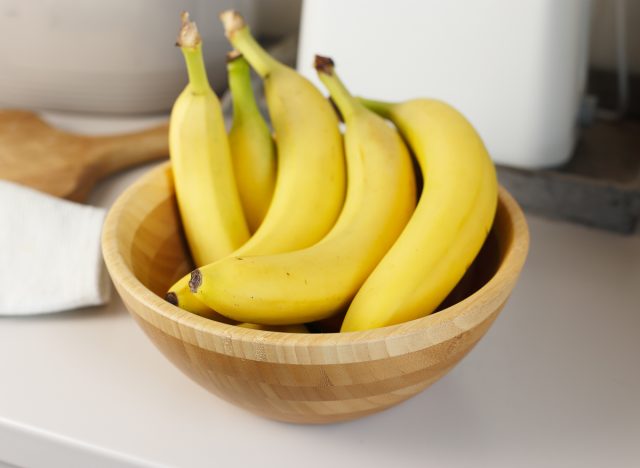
[1,115,639,468]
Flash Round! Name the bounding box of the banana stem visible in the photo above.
[220,10,279,78]
[358,97,394,119]
[182,46,210,94]
[227,53,260,121]
[177,12,210,94]
[314,55,360,121]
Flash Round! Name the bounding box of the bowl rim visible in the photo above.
[102,162,529,353]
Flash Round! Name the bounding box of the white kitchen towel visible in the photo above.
[0,180,111,315]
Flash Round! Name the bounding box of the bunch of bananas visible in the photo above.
[164,11,498,333]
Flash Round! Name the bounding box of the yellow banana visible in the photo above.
[166,276,307,332]
[169,12,249,267]
[219,10,346,256]
[227,51,276,233]
[165,278,302,332]
[340,98,498,332]
[164,276,233,322]
[166,11,346,314]
[187,56,416,325]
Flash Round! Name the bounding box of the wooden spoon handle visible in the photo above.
[88,123,169,177]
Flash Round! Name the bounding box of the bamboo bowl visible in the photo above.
[102,162,529,424]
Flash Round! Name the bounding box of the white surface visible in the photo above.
[0,181,109,315]
[298,0,593,169]
[1,117,640,467]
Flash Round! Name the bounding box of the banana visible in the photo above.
[227,51,276,233]
[340,98,498,332]
[186,56,416,325]
[164,276,234,322]
[165,278,304,332]
[169,12,249,267]
[219,10,346,256]
[166,11,345,314]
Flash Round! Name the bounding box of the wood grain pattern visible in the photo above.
[102,162,530,424]
[0,110,168,201]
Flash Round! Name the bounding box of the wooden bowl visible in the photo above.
[102,162,529,424]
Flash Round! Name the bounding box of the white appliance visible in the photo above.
[297,0,593,169]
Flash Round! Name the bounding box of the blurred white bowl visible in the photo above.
[0,0,259,114]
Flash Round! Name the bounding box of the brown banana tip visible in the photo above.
[314,55,335,75]
[226,49,242,63]
[177,11,201,48]
[165,292,179,306]
[188,269,203,293]
[180,11,190,26]
[220,10,246,38]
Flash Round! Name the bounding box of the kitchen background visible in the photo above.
[0,0,638,233]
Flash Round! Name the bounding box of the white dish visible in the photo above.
[0,0,257,114]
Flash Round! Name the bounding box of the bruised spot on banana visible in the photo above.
[188,269,202,293]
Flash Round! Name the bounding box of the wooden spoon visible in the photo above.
[0,109,169,202]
